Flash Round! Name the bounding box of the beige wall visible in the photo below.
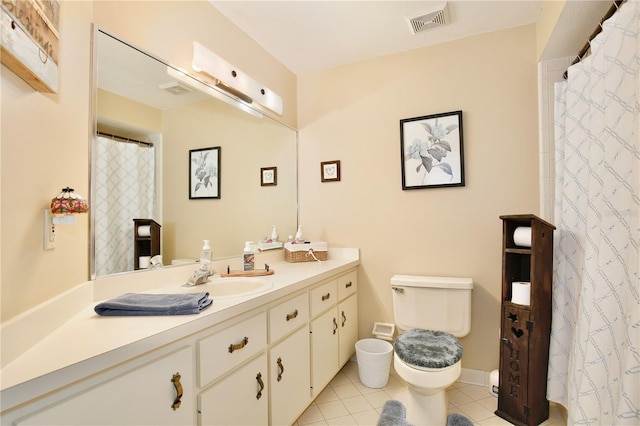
[297,25,540,372]
[1,1,93,322]
[536,0,565,59]
[1,1,297,322]
[97,89,162,134]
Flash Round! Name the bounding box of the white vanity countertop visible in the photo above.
[0,249,359,411]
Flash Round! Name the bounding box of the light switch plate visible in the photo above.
[43,209,56,250]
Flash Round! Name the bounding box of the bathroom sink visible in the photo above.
[200,277,274,299]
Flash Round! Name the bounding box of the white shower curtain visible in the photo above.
[94,136,156,276]
[548,1,639,424]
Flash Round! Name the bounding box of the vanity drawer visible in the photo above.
[198,311,267,387]
[310,280,338,317]
[269,293,309,343]
[338,270,357,300]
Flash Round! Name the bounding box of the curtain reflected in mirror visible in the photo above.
[94,134,157,276]
[92,29,297,278]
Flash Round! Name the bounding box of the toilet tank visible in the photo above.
[391,275,473,337]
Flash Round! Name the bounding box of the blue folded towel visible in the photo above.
[94,292,212,316]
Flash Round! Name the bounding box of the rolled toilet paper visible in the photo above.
[511,281,531,305]
[137,225,151,237]
[139,256,151,269]
[513,226,532,247]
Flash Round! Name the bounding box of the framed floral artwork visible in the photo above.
[321,160,341,182]
[189,147,220,199]
[400,110,465,190]
[260,167,277,186]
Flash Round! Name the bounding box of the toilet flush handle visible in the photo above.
[392,287,404,294]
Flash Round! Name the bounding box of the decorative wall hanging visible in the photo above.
[400,110,465,189]
[321,160,341,182]
[260,167,277,186]
[189,147,220,199]
[0,0,60,92]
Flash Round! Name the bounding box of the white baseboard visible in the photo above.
[459,368,491,387]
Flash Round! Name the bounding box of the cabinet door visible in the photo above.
[16,346,194,426]
[338,294,358,366]
[310,308,339,397]
[497,304,531,424]
[199,353,268,426]
[270,326,311,426]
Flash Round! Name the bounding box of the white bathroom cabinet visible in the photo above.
[2,266,358,426]
[197,311,268,387]
[14,344,195,426]
[269,326,311,425]
[199,353,269,425]
[268,291,311,425]
[310,271,358,397]
[338,294,358,365]
[337,270,358,366]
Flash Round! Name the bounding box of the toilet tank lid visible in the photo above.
[391,275,473,289]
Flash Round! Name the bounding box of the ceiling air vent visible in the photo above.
[407,3,450,34]
[158,81,195,95]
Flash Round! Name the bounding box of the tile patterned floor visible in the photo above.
[294,360,567,425]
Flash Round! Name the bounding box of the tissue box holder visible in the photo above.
[284,242,328,262]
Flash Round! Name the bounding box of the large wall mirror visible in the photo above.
[91,29,298,278]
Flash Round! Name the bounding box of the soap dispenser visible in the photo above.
[294,225,304,243]
[243,242,255,272]
[200,240,212,272]
[270,225,279,242]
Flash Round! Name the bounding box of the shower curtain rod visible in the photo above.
[96,131,154,147]
[563,0,626,79]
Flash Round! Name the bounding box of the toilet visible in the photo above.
[390,275,473,426]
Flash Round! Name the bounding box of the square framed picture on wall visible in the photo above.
[321,160,341,182]
[260,167,277,186]
[400,110,465,190]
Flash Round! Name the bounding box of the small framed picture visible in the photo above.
[260,167,277,186]
[321,160,341,182]
[189,146,221,199]
[400,110,465,190]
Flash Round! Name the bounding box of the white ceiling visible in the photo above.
[210,1,545,75]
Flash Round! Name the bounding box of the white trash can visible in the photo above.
[355,338,393,388]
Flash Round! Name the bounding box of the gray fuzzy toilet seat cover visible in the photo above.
[394,329,463,369]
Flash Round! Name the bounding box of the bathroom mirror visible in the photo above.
[91,29,298,278]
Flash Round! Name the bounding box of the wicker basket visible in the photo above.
[284,248,328,262]
[284,242,328,262]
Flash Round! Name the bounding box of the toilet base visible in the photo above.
[394,353,460,425]
[404,387,447,426]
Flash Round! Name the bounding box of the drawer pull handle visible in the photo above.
[171,372,183,411]
[286,309,299,321]
[341,310,347,327]
[277,357,285,381]
[322,293,331,301]
[228,336,249,353]
[256,372,264,399]
[345,281,353,288]
[333,317,338,335]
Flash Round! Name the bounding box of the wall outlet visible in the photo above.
[43,209,56,250]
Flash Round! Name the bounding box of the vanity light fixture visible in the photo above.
[191,41,283,115]
[50,187,89,225]
[166,67,263,119]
